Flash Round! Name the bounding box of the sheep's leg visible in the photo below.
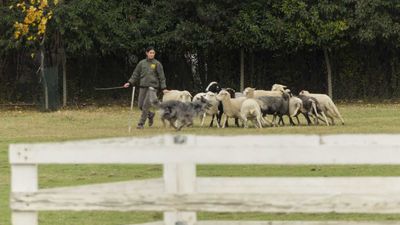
[295,115,301,125]
[332,105,345,125]
[288,115,295,126]
[260,116,270,127]
[176,124,184,131]
[200,113,206,127]
[303,113,312,125]
[209,114,215,127]
[311,102,320,125]
[316,115,325,123]
[320,111,329,126]
[272,115,278,127]
[256,115,263,128]
[216,105,223,125]
[225,118,230,127]
[214,114,221,128]
[314,113,319,125]
[169,119,178,129]
[162,118,167,128]
[291,105,301,118]
[327,115,335,125]
[310,112,318,125]
[240,114,248,128]
[235,118,240,127]
[221,114,228,128]
[278,115,285,126]
[187,118,194,127]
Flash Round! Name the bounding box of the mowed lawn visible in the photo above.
[1,103,400,225]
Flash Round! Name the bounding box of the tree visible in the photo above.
[278,0,349,98]
[12,0,60,109]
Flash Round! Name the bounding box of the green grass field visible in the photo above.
[1,103,400,225]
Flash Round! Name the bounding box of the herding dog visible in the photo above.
[148,87,211,131]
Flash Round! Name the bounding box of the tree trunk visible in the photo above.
[249,50,254,87]
[240,48,244,91]
[61,47,67,107]
[40,42,48,110]
[323,47,333,98]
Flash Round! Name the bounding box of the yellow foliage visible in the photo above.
[13,0,57,41]
[38,17,48,34]
[39,0,48,9]
[14,31,21,39]
[24,6,37,24]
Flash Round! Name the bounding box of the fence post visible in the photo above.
[163,135,197,225]
[176,163,196,224]
[164,163,179,225]
[11,164,38,225]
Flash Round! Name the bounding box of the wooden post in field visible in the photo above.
[11,164,38,225]
[163,136,197,225]
[324,47,333,98]
[240,48,245,92]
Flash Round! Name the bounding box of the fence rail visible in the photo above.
[9,134,400,225]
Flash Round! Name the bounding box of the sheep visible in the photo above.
[198,92,220,127]
[295,94,329,126]
[216,90,247,128]
[162,90,192,102]
[285,89,319,126]
[256,90,295,126]
[223,88,240,127]
[299,90,344,125]
[243,87,283,98]
[205,81,224,126]
[221,87,245,98]
[205,81,222,93]
[271,84,287,92]
[192,92,206,102]
[205,81,240,127]
[288,96,303,125]
[240,98,264,128]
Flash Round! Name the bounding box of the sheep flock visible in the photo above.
[158,81,345,130]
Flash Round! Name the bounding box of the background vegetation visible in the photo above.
[2,0,400,104]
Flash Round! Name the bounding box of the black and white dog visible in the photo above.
[149,87,211,131]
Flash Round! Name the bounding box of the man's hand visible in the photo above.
[123,82,130,88]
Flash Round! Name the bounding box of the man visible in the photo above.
[124,46,167,129]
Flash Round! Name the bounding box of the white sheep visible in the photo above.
[216,90,247,128]
[288,96,303,125]
[199,92,220,127]
[299,90,344,125]
[240,98,264,128]
[162,90,192,102]
[271,84,287,92]
[243,87,283,98]
[192,92,206,102]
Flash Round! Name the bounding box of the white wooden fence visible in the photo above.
[9,134,400,225]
